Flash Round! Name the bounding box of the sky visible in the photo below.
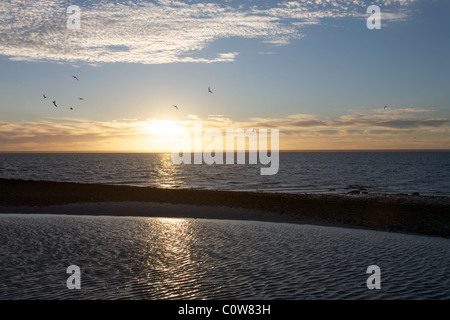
[0,0,449,152]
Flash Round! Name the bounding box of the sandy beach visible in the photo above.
[1,178,449,238]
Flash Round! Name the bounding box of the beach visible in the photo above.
[1,178,449,238]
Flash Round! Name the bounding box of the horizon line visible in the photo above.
[1,149,449,154]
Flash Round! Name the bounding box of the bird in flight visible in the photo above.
[43,94,47,99]
[384,106,388,110]
[208,87,213,93]
[78,97,84,100]
[52,100,58,107]
[173,105,179,110]
[72,75,79,81]
[70,107,73,110]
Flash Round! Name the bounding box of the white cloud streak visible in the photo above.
[0,0,415,64]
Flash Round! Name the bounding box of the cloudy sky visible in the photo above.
[0,0,449,151]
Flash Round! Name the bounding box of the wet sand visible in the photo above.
[1,178,449,238]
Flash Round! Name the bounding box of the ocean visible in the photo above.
[1,152,449,300]
[0,215,449,300]
[0,151,449,196]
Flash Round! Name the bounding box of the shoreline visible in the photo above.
[1,178,449,238]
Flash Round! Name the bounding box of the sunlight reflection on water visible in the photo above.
[0,215,449,300]
[1,152,449,195]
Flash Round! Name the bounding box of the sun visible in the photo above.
[144,120,185,137]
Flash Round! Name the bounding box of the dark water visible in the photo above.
[0,152,449,196]
[0,215,449,300]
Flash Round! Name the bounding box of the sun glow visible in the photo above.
[135,120,189,152]
[144,120,186,137]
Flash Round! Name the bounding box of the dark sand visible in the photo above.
[1,178,449,238]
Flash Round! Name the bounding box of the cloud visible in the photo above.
[248,109,448,130]
[0,118,168,150]
[187,114,200,120]
[1,106,448,151]
[0,0,415,65]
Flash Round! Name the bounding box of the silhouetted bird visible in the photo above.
[72,75,79,81]
[52,100,58,107]
[384,106,388,109]
[173,105,179,110]
[70,107,73,110]
[78,97,84,100]
[208,87,213,93]
[43,94,47,99]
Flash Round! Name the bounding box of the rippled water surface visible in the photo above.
[1,152,449,195]
[0,215,448,300]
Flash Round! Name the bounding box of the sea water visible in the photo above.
[0,152,449,196]
[0,215,448,300]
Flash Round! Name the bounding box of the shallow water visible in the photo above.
[0,214,448,300]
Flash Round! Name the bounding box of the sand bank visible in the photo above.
[1,178,449,238]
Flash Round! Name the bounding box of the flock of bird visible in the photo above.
[43,75,84,111]
[42,78,400,138]
[45,77,391,118]
[44,75,214,112]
